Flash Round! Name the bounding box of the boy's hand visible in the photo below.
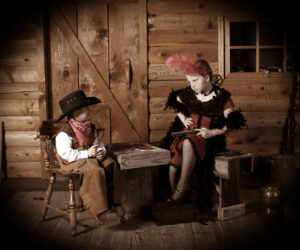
[96,150,105,161]
[88,145,97,158]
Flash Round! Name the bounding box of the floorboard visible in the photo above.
[0,187,298,249]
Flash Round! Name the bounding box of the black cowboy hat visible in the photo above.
[56,90,101,122]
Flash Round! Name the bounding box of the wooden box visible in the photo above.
[107,143,171,219]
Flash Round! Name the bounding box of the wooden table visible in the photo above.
[106,143,170,219]
[214,151,253,220]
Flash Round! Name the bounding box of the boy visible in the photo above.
[55,90,114,221]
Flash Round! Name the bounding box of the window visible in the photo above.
[223,17,298,77]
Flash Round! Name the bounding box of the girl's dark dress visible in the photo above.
[160,86,246,211]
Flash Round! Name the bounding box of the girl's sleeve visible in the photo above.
[223,97,235,118]
[55,132,88,162]
[224,97,234,110]
[223,98,246,130]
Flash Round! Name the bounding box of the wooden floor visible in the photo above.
[0,187,298,250]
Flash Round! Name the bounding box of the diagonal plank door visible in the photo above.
[48,0,148,143]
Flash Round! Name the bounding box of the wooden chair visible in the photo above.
[38,120,84,236]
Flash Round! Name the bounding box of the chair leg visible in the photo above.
[41,173,56,221]
[68,176,77,236]
[76,195,84,211]
[76,174,84,210]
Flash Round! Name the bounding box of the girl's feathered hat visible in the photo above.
[165,53,212,79]
[56,90,101,122]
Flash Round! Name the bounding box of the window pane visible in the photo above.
[230,49,256,72]
[287,48,300,72]
[260,21,283,45]
[259,49,283,72]
[230,22,256,46]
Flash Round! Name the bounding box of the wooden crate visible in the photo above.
[107,143,171,219]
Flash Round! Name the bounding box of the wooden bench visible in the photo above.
[214,151,254,220]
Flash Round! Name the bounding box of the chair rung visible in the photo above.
[46,204,68,216]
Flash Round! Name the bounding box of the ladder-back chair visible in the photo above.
[38,120,84,236]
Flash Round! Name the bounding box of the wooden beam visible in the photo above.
[5,131,40,147]
[149,63,218,80]
[149,46,218,64]
[150,96,289,114]
[0,49,37,67]
[53,7,139,142]
[149,112,286,130]
[148,78,293,98]
[0,100,39,116]
[0,83,43,101]
[0,66,38,83]
[6,146,41,162]
[148,13,217,31]
[7,162,41,178]
[149,29,218,47]
[0,116,40,131]
[218,16,224,78]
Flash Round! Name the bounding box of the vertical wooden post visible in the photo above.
[37,10,48,179]
[139,0,149,143]
[224,18,230,77]
[218,16,225,79]
[283,24,287,72]
[37,10,48,121]
[256,21,260,72]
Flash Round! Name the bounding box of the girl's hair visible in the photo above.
[195,59,213,80]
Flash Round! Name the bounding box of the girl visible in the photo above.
[160,54,246,211]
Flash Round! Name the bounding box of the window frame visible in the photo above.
[218,16,294,79]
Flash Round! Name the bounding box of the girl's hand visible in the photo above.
[196,128,213,139]
[196,127,227,139]
[182,117,193,128]
[87,145,97,158]
[177,113,193,128]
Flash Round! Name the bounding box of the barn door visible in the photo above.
[48,0,148,144]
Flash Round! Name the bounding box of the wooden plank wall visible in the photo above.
[147,0,300,158]
[0,11,46,178]
[0,0,299,178]
[148,0,219,143]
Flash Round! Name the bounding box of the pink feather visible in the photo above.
[165,53,201,76]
